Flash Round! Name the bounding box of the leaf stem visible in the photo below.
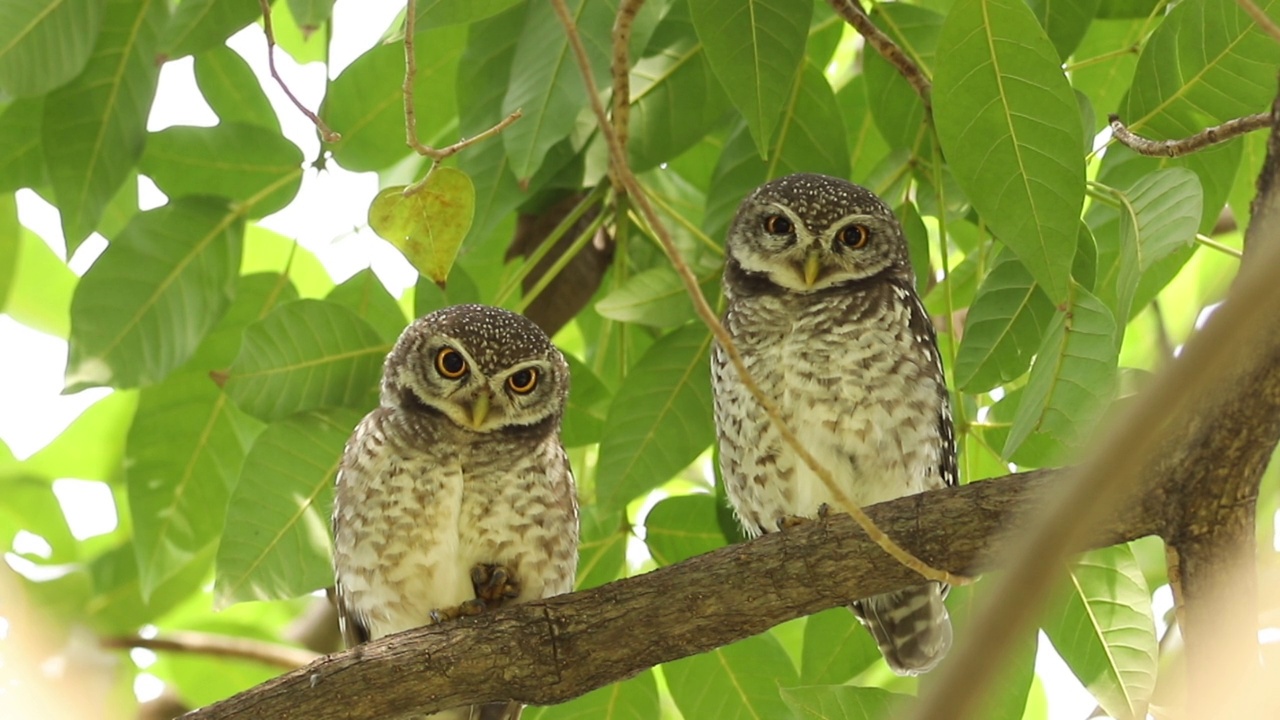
[257,0,340,142]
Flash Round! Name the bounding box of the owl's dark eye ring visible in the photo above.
[837,224,870,249]
[435,347,468,379]
[763,214,794,235]
[507,368,538,394]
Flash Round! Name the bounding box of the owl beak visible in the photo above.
[469,391,490,429]
[803,250,821,288]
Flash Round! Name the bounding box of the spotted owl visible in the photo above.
[332,304,579,720]
[711,173,955,675]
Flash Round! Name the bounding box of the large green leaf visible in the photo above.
[286,0,333,33]
[688,0,811,157]
[127,373,263,598]
[799,608,880,685]
[1042,544,1158,720]
[561,353,611,448]
[140,123,304,218]
[953,251,1055,393]
[644,493,727,565]
[574,504,626,591]
[525,668,659,720]
[1027,0,1099,60]
[24,390,137,482]
[223,299,388,422]
[595,266,697,329]
[321,26,463,173]
[194,45,279,132]
[4,222,76,337]
[0,194,18,310]
[325,268,407,343]
[863,3,942,153]
[0,0,102,97]
[933,0,1085,303]
[595,324,715,512]
[66,197,244,391]
[782,685,907,720]
[415,0,524,28]
[86,540,217,632]
[0,474,79,565]
[665,632,798,720]
[703,61,850,239]
[0,97,47,193]
[160,0,260,59]
[42,0,166,251]
[500,0,613,181]
[1003,284,1118,465]
[216,408,361,605]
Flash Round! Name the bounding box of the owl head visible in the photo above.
[724,173,913,294]
[381,304,569,433]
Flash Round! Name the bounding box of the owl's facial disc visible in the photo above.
[737,205,890,292]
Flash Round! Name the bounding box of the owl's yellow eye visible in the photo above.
[763,214,794,235]
[435,347,468,379]
[507,368,538,394]
[837,224,869,249]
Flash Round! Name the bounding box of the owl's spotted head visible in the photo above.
[381,304,569,433]
[724,173,912,294]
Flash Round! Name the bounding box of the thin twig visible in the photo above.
[548,0,961,588]
[826,0,932,113]
[1194,233,1244,259]
[401,0,523,194]
[1237,0,1280,43]
[257,0,340,142]
[101,632,319,671]
[1108,112,1269,158]
[611,0,646,190]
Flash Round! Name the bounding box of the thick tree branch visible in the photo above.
[826,0,932,113]
[184,468,1168,720]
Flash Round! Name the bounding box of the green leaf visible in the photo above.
[194,45,280,131]
[241,225,334,299]
[799,608,880,685]
[0,474,79,564]
[42,0,166,251]
[286,0,333,33]
[575,504,626,590]
[863,3,942,153]
[0,0,103,97]
[414,265,481,318]
[140,123,304,217]
[25,390,137,482]
[322,27,463,173]
[933,0,1084,303]
[595,324,715,512]
[1027,0,1099,60]
[5,223,76,337]
[665,632,798,720]
[368,169,476,287]
[561,353,610,448]
[0,97,47,193]
[265,0,324,64]
[644,494,727,565]
[127,373,263,598]
[415,0,524,28]
[1042,544,1157,720]
[953,251,1055,393]
[160,0,260,59]
[688,0,811,157]
[703,61,850,239]
[782,685,907,720]
[525,668,659,720]
[67,197,244,391]
[216,408,361,605]
[501,0,614,180]
[1003,284,1118,464]
[325,268,408,344]
[628,6,731,171]
[595,266,696,328]
[223,299,387,422]
[0,194,18,310]
[87,540,216,632]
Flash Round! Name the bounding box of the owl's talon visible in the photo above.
[471,563,521,607]
[776,514,810,531]
[817,503,832,519]
[429,598,486,624]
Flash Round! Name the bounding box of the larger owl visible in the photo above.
[333,304,578,720]
[712,173,955,675]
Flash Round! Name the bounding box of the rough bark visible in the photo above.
[184,468,1169,720]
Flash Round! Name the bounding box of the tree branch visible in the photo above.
[184,468,1165,720]
[101,632,318,671]
[826,0,932,113]
[1108,112,1268,157]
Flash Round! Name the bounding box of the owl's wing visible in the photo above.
[902,279,959,489]
[331,409,387,648]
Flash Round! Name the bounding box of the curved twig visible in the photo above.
[826,0,932,113]
[101,631,319,671]
[1108,112,1269,158]
[257,0,340,142]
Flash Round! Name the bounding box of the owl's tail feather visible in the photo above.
[850,581,952,676]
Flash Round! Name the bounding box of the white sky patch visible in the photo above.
[52,479,119,540]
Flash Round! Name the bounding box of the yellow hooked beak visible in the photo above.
[803,249,821,288]
[469,391,490,429]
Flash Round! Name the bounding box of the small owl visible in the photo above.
[712,174,955,675]
[333,304,578,720]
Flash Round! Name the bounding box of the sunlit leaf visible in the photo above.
[665,632,798,719]
[5,223,76,337]
[67,198,244,391]
[0,0,102,97]
[1027,0,1100,59]
[42,0,165,251]
[595,324,714,512]
[799,608,879,685]
[325,268,408,343]
[595,266,696,329]
[161,0,260,59]
[194,45,279,132]
[369,169,476,287]
[934,0,1084,302]
[0,97,47,193]
[1042,544,1157,720]
[644,494,727,565]
[782,685,907,720]
[953,251,1055,393]
[286,0,334,33]
[415,0,523,28]
[223,299,387,422]
[525,668,659,720]
[575,504,626,590]
[561,353,610,448]
[216,408,361,606]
